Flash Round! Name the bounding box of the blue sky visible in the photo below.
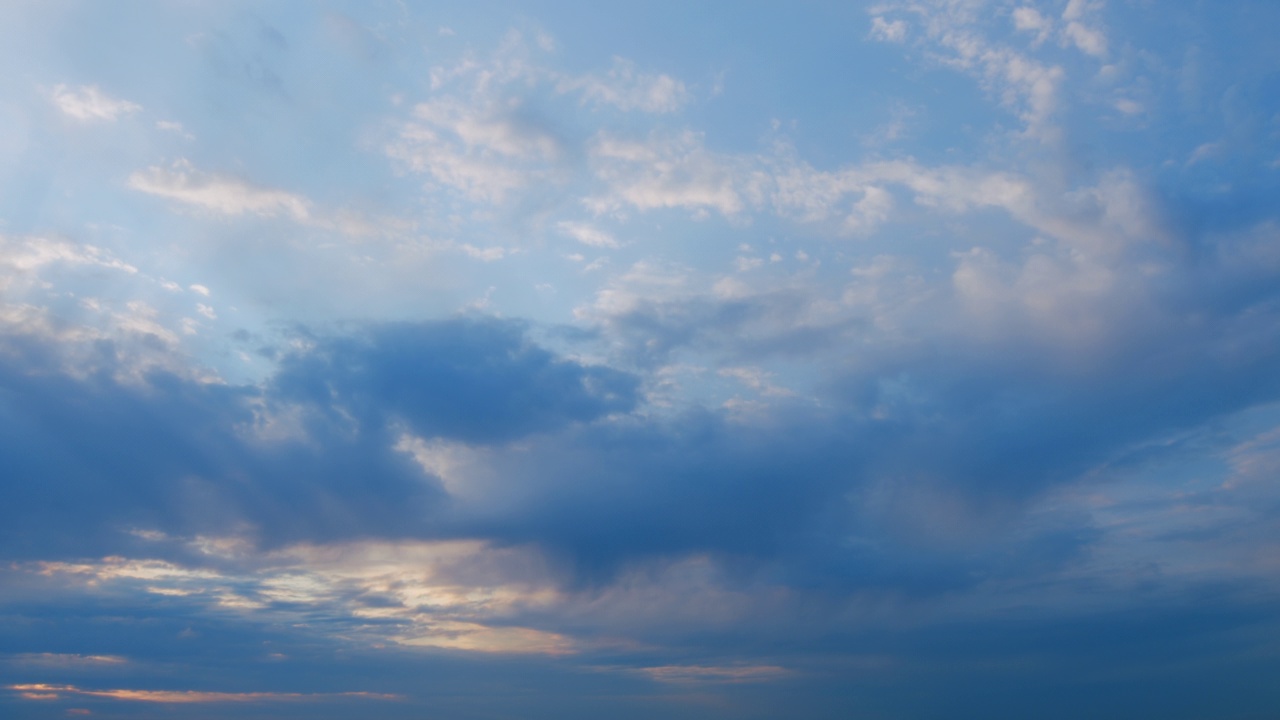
[2,1,1280,718]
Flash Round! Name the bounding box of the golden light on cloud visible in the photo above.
[393,621,575,655]
[7,684,401,704]
[17,537,575,657]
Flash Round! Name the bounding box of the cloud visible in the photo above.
[633,664,790,684]
[271,318,639,444]
[7,684,399,703]
[128,159,311,220]
[558,220,620,248]
[1061,0,1108,57]
[0,316,648,560]
[388,99,562,204]
[1012,6,1052,43]
[390,35,705,212]
[8,654,128,668]
[587,131,749,216]
[5,10,1280,716]
[869,3,1067,142]
[0,235,138,293]
[870,16,907,43]
[21,536,574,655]
[48,84,141,122]
[127,159,396,237]
[559,58,690,113]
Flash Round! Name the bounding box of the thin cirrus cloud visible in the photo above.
[3,1,1280,719]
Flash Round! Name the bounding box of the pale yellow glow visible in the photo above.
[392,622,575,655]
[21,537,572,656]
[7,684,400,704]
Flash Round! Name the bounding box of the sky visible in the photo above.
[1,0,1280,718]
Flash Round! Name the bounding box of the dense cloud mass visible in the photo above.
[271,319,639,443]
[2,1,1280,718]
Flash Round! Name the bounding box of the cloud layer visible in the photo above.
[3,1,1280,718]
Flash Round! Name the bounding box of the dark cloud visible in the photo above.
[270,317,638,443]
[0,317,639,557]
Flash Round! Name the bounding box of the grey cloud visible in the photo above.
[270,318,639,444]
[0,317,638,558]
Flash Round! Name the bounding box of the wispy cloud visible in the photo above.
[48,84,140,122]
[128,159,311,220]
[558,57,690,113]
[7,684,400,704]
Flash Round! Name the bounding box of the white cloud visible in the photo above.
[458,243,507,261]
[870,16,908,43]
[0,235,137,293]
[128,159,311,220]
[1012,7,1052,44]
[1062,20,1107,57]
[388,97,561,204]
[559,58,690,113]
[413,98,560,160]
[394,34,699,210]
[395,434,491,499]
[388,126,531,204]
[587,131,748,216]
[49,84,141,122]
[112,300,181,347]
[155,120,194,139]
[1059,0,1108,57]
[873,3,1066,143]
[557,221,619,248]
[1188,141,1223,166]
[844,186,895,234]
[1114,97,1143,115]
